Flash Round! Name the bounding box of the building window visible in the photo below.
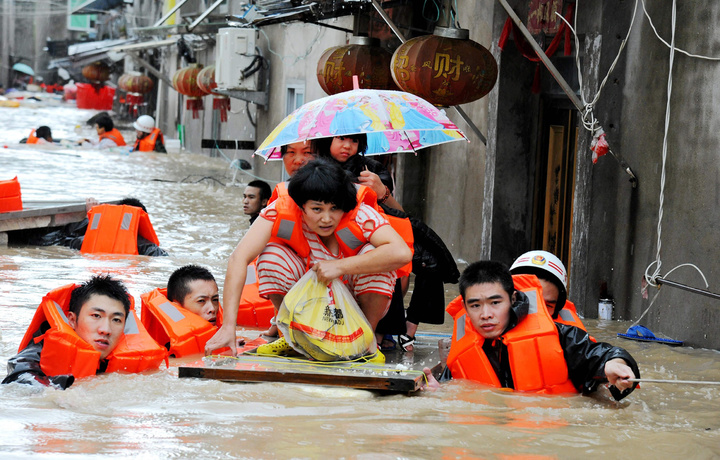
[286,85,304,115]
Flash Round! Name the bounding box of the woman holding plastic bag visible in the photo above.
[204,159,412,363]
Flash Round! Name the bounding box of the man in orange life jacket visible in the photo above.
[167,265,221,326]
[22,126,53,144]
[2,275,130,390]
[423,261,640,400]
[132,115,166,153]
[26,197,167,256]
[80,114,126,148]
[163,264,246,348]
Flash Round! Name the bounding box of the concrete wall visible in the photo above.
[594,1,720,347]
[459,0,720,348]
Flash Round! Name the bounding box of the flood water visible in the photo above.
[1,100,720,458]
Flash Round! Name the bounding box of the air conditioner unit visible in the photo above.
[216,28,258,91]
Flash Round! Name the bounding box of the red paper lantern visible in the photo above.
[172,64,207,119]
[118,73,154,112]
[391,27,498,106]
[197,65,231,123]
[118,73,154,94]
[82,62,111,83]
[317,36,399,95]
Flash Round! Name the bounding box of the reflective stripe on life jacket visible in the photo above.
[446,274,577,394]
[134,128,163,152]
[99,128,126,146]
[140,288,218,357]
[80,204,160,255]
[26,129,39,144]
[0,176,22,212]
[556,300,587,331]
[17,283,167,380]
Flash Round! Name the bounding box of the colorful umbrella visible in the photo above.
[12,63,35,76]
[255,88,468,160]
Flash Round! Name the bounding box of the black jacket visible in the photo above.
[444,291,640,401]
[28,218,168,256]
[2,323,75,389]
[341,155,394,193]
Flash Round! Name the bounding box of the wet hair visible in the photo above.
[280,139,316,156]
[36,126,52,141]
[69,274,131,318]
[94,114,114,131]
[459,261,515,301]
[287,158,357,212]
[247,180,272,202]
[167,265,216,304]
[118,197,147,212]
[317,134,368,158]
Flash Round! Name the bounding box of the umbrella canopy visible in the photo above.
[12,63,35,76]
[255,88,467,160]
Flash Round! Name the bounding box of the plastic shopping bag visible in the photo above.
[277,270,377,361]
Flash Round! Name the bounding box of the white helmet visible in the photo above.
[133,115,155,133]
[510,250,568,316]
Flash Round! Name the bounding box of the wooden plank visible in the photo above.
[0,200,122,233]
[179,337,445,393]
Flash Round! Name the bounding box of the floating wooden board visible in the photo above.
[179,335,446,393]
[0,200,121,230]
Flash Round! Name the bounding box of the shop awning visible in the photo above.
[49,38,178,70]
[71,0,125,15]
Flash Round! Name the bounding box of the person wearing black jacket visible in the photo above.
[3,275,130,390]
[26,197,168,257]
[424,261,639,401]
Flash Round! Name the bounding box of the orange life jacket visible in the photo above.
[512,275,591,335]
[99,128,126,146]
[26,129,39,144]
[0,176,22,212]
[17,284,167,380]
[268,183,414,276]
[140,288,220,357]
[80,204,160,255]
[268,181,287,203]
[555,300,587,331]
[237,259,275,327]
[446,274,578,394]
[134,128,163,152]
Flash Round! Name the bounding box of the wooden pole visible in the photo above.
[628,378,720,386]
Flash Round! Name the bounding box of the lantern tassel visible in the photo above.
[213,97,230,123]
[187,98,204,119]
[126,93,144,105]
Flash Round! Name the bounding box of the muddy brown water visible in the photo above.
[1,103,719,458]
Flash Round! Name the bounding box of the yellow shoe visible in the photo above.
[364,349,385,365]
[256,337,294,356]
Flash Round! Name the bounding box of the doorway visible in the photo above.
[532,103,578,271]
